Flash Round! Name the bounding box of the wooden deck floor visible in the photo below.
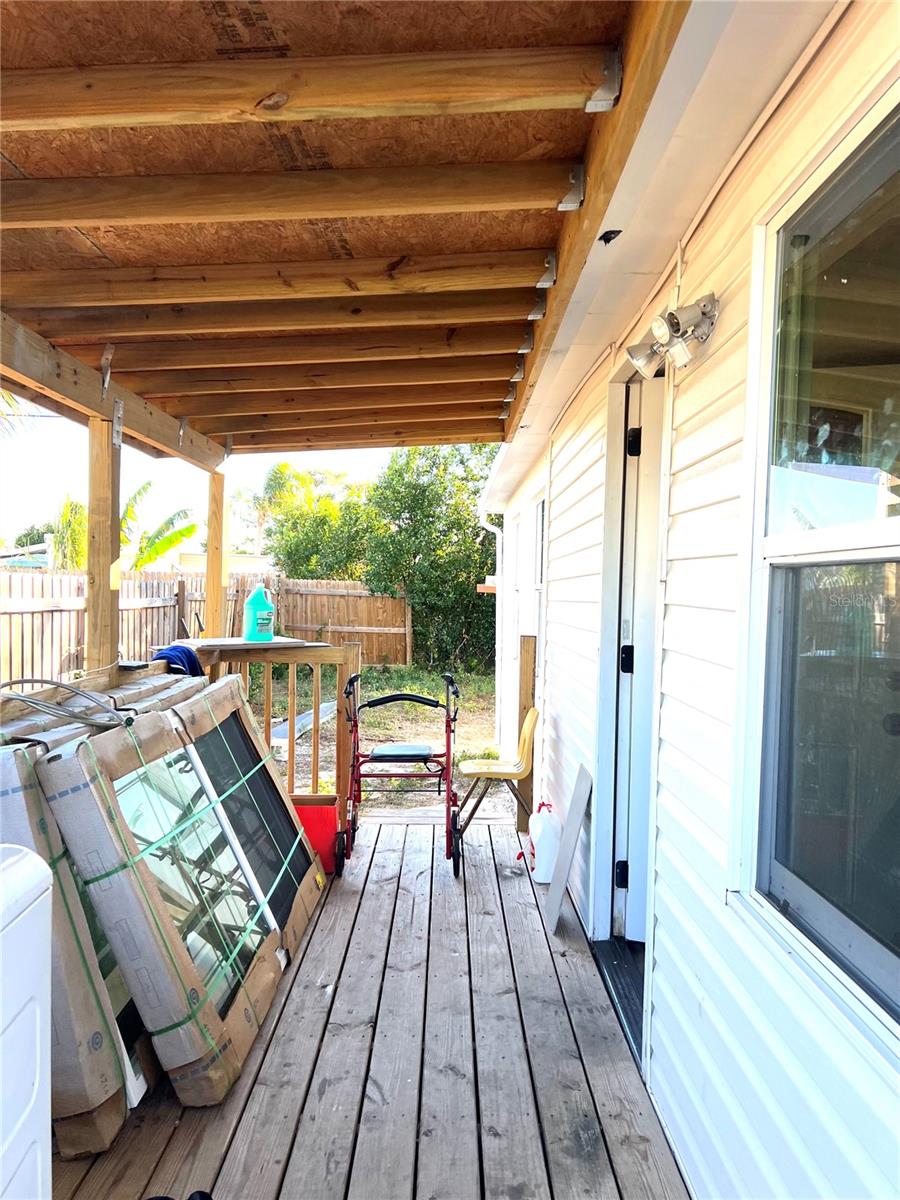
[54,822,688,1200]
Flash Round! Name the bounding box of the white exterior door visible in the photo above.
[613,377,664,942]
[543,383,607,929]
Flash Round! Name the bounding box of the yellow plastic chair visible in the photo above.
[456,707,539,838]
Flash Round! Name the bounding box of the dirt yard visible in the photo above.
[250,665,513,818]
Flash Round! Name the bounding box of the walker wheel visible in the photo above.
[450,809,461,879]
[335,831,346,878]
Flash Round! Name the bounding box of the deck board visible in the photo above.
[54,820,686,1200]
[347,825,433,1200]
[213,824,377,1200]
[415,822,481,1200]
[492,824,620,1200]
[464,826,551,1200]
[280,824,406,1200]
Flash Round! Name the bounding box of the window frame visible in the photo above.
[733,87,900,1042]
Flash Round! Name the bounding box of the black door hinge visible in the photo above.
[615,860,629,889]
[620,645,634,673]
[626,426,642,456]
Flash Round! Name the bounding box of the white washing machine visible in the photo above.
[1,844,52,1200]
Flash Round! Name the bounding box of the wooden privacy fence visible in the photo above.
[0,570,411,687]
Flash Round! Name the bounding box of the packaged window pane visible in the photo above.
[37,688,324,1107]
[0,744,128,1157]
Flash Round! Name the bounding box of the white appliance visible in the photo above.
[1,845,52,1200]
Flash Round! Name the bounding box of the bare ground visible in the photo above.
[250,668,513,819]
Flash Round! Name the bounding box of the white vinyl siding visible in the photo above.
[645,6,899,1198]
[542,377,608,927]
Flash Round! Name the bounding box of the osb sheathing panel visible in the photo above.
[1,110,593,178]
[0,1,629,68]
[0,0,621,273]
[2,211,564,272]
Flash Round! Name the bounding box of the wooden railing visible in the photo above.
[191,639,362,817]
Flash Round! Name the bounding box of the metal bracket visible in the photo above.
[499,403,510,420]
[510,355,525,384]
[178,417,187,448]
[557,163,585,212]
[505,384,517,403]
[224,435,233,457]
[585,47,623,112]
[537,250,557,288]
[518,327,534,354]
[528,292,547,322]
[111,396,124,448]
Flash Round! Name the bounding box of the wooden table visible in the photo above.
[161,637,361,800]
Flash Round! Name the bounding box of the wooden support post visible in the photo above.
[205,471,226,639]
[311,663,321,794]
[263,662,273,746]
[239,661,250,698]
[85,417,121,672]
[175,577,187,637]
[517,634,537,833]
[287,664,297,796]
[334,643,362,828]
[404,597,413,667]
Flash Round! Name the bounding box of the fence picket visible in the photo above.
[0,570,410,688]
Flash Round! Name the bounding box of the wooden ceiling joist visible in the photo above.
[16,290,543,340]
[0,47,621,132]
[0,161,580,229]
[1,250,555,308]
[157,381,507,419]
[224,419,504,451]
[0,311,224,470]
[64,325,531,372]
[117,355,519,397]
[507,1,691,438]
[193,402,505,437]
[229,429,503,453]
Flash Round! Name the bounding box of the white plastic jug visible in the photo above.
[529,802,562,884]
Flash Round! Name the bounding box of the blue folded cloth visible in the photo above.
[152,644,205,677]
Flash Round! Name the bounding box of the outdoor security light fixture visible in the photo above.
[625,340,666,380]
[629,292,720,378]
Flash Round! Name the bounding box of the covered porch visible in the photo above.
[53,819,686,1200]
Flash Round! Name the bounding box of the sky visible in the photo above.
[0,405,393,550]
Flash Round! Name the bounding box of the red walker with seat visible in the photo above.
[341,671,461,874]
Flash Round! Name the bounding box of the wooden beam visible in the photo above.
[158,381,508,419]
[205,472,227,639]
[230,428,504,452]
[119,355,518,398]
[15,291,542,341]
[507,2,691,438]
[1,161,577,229]
[225,416,503,449]
[85,417,121,671]
[1,47,618,132]
[0,311,225,470]
[2,250,553,308]
[64,324,531,372]
[193,402,505,437]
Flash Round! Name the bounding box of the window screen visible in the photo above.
[194,711,310,930]
[114,750,269,1017]
[760,560,900,1013]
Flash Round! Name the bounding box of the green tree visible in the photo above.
[265,466,376,580]
[363,445,499,670]
[15,520,54,548]
[120,481,197,569]
[54,497,88,569]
